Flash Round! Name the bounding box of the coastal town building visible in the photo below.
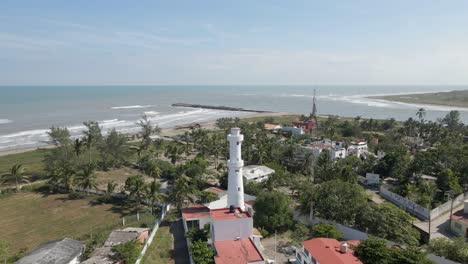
[243,165,275,183]
[295,238,362,264]
[281,126,305,137]
[81,227,149,264]
[181,128,265,264]
[302,139,346,160]
[365,172,380,186]
[347,141,369,158]
[263,123,282,132]
[450,199,468,238]
[16,238,85,264]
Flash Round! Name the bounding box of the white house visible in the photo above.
[302,139,346,160]
[348,141,368,158]
[243,165,275,183]
[281,126,304,136]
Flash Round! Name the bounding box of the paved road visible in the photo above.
[170,219,190,264]
[414,203,463,240]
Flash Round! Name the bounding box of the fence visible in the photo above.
[430,193,465,219]
[135,203,171,264]
[293,211,369,241]
[379,186,430,220]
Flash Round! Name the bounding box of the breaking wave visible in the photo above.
[111,105,154,110]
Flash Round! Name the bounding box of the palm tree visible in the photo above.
[145,181,166,214]
[76,164,97,195]
[416,108,426,123]
[73,138,85,157]
[147,161,161,182]
[138,115,160,150]
[165,143,183,164]
[125,175,147,211]
[1,164,28,191]
[103,181,118,202]
[170,174,196,210]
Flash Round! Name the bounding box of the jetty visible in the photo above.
[172,103,273,113]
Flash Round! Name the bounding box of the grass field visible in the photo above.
[0,192,137,255]
[141,222,174,264]
[369,90,468,108]
[0,148,49,176]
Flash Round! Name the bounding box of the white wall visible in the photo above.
[212,218,253,241]
[380,187,430,220]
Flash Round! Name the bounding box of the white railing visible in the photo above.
[135,203,171,264]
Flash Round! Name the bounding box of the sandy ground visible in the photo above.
[261,232,296,264]
[0,111,293,157]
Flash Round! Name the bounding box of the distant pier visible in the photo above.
[172,103,273,113]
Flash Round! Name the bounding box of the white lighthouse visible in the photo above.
[227,127,245,211]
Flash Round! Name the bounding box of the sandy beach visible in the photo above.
[0,111,293,157]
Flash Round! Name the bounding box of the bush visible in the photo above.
[311,223,343,240]
[112,241,141,264]
[190,240,214,264]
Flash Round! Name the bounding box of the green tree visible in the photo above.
[291,223,312,242]
[99,129,130,169]
[145,181,165,214]
[253,191,293,232]
[170,174,196,210]
[1,164,28,191]
[416,108,426,123]
[441,110,461,130]
[356,203,420,246]
[47,126,72,147]
[190,240,214,264]
[428,237,468,263]
[138,115,160,150]
[124,175,147,211]
[111,241,141,264]
[355,237,432,264]
[354,237,392,264]
[304,180,368,225]
[311,223,343,240]
[76,163,97,195]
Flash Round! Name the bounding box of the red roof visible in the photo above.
[451,209,468,225]
[302,238,362,264]
[181,205,210,220]
[214,238,264,264]
[210,208,251,221]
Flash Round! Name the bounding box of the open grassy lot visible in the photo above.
[0,192,135,254]
[0,148,49,176]
[141,222,174,264]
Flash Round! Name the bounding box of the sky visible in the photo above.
[1,0,468,85]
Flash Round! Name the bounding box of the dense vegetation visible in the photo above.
[0,108,467,263]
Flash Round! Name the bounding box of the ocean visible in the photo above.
[1,85,467,151]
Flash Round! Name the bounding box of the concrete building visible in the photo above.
[365,172,380,186]
[16,238,85,264]
[281,126,305,137]
[450,199,468,238]
[348,141,368,158]
[81,227,149,264]
[302,139,346,160]
[243,165,275,183]
[296,238,362,264]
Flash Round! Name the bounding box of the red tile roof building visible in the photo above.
[296,238,362,264]
[214,238,264,264]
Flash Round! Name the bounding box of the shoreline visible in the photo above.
[364,90,468,110]
[0,111,293,157]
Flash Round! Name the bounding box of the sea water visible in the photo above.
[0,85,467,151]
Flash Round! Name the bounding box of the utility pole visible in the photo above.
[446,190,455,234]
